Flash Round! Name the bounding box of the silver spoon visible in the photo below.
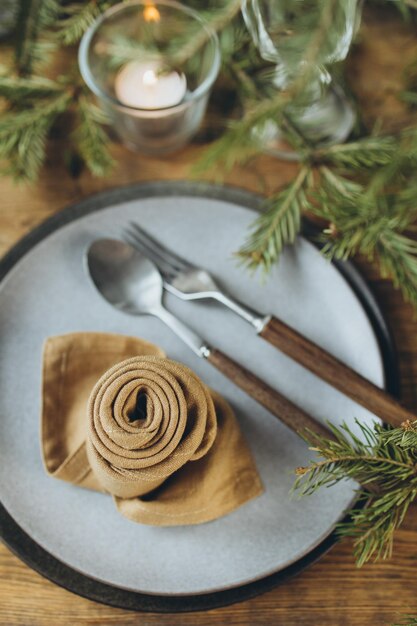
[86,238,332,441]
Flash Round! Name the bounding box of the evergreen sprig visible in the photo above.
[382,420,417,451]
[314,136,399,169]
[229,126,417,306]
[190,0,417,311]
[14,0,60,75]
[170,0,242,68]
[192,96,299,176]
[294,420,417,567]
[237,166,312,271]
[73,95,115,176]
[57,2,102,46]
[0,91,72,180]
[96,34,150,71]
[0,69,64,101]
[57,1,127,46]
[196,0,341,174]
[312,159,417,308]
[0,0,125,178]
[188,1,417,313]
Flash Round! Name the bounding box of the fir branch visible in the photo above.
[194,0,343,176]
[170,0,242,68]
[382,420,417,451]
[339,484,417,566]
[392,618,417,626]
[237,166,311,272]
[14,0,59,75]
[314,136,398,169]
[0,71,64,101]
[0,91,72,181]
[293,420,417,567]
[91,0,243,73]
[294,422,415,495]
[312,171,417,308]
[318,165,364,197]
[96,35,149,71]
[219,24,251,68]
[15,0,43,73]
[57,2,102,46]
[287,0,341,99]
[192,95,292,176]
[72,96,114,177]
[376,230,417,307]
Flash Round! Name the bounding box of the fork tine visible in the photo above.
[128,222,196,273]
[124,227,178,280]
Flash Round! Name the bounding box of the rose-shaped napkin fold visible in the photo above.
[42,333,263,526]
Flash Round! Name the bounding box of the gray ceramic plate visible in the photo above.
[0,182,397,611]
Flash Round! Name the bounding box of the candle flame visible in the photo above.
[143,69,158,87]
[143,4,160,22]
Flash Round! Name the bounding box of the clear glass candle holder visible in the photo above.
[78,0,220,155]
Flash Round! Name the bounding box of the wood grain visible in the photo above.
[260,315,417,428]
[2,5,417,626]
[208,348,333,441]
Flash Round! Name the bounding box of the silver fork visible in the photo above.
[123,221,416,429]
[124,222,270,332]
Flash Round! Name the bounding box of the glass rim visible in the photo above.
[78,0,221,113]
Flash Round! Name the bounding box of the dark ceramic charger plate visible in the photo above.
[0,181,399,612]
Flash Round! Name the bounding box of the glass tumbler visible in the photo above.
[242,0,361,151]
[79,0,221,155]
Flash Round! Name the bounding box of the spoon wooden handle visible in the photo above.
[259,316,414,429]
[207,348,334,442]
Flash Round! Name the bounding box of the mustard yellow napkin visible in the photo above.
[41,333,263,526]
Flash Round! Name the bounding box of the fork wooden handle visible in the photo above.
[260,315,415,429]
[207,348,334,442]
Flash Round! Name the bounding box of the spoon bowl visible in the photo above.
[86,237,208,355]
[87,238,163,314]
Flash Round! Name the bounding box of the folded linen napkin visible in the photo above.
[41,333,263,526]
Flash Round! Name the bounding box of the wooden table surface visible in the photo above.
[2,7,417,626]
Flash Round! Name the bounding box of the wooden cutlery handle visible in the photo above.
[207,348,334,442]
[260,315,415,428]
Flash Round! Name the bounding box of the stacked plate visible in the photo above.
[0,182,397,611]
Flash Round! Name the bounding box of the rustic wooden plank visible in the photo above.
[2,528,417,626]
[260,314,417,427]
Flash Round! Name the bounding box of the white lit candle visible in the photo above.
[114,60,187,110]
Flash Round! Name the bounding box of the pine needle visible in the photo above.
[192,94,291,177]
[237,166,311,272]
[170,0,242,68]
[311,160,417,309]
[57,2,102,46]
[96,35,149,71]
[382,420,417,451]
[0,71,63,101]
[72,96,114,177]
[0,91,72,181]
[293,420,417,567]
[314,136,399,169]
[14,0,59,75]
